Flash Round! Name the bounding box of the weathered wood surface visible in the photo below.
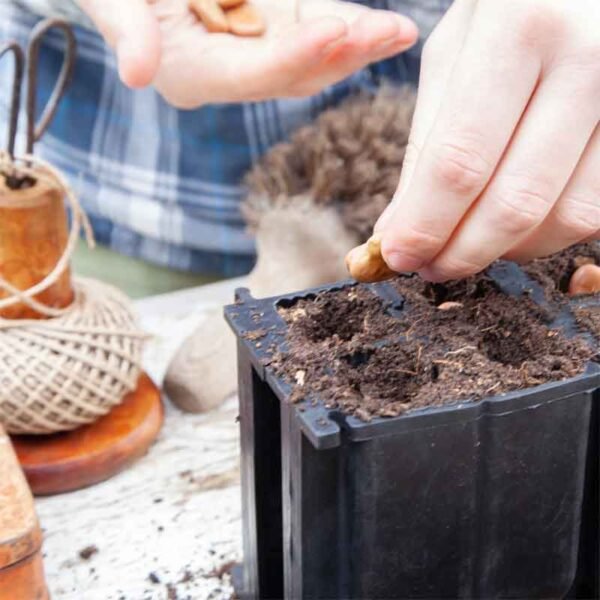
[0,426,40,568]
[14,373,164,496]
[0,424,48,599]
[36,278,246,600]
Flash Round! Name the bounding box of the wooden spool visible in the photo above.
[0,175,73,319]
[1,172,163,493]
[0,425,48,600]
[12,373,163,496]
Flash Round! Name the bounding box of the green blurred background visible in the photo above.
[73,241,221,299]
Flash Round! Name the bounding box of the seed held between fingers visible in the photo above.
[568,263,600,296]
[345,234,397,283]
[189,0,230,33]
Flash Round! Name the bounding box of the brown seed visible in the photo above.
[573,255,595,269]
[437,301,464,311]
[568,263,600,296]
[218,0,245,7]
[226,3,266,37]
[189,0,229,33]
[345,234,396,283]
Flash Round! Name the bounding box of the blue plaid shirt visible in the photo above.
[0,0,450,276]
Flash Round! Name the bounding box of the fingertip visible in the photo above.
[354,10,400,38]
[116,20,161,88]
[117,41,159,88]
[348,10,419,48]
[394,14,419,47]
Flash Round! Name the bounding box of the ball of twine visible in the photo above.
[0,153,146,435]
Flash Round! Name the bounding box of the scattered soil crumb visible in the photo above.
[208,559,237,579]
[166,583,179,599]
[275,273,593,420]
[148,572,161,584]
[78,545,98,561]
[575,305,600,341]
[243,329,268,341]
[179,569,194,584]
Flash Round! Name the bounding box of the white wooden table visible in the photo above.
[36,278,248,600]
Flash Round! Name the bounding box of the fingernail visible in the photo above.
[383,251,425,274]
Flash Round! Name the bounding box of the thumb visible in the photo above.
[78,0,161,88]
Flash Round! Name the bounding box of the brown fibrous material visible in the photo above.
[243,86,416,242]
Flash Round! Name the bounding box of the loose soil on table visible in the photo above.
[274,274,593,420]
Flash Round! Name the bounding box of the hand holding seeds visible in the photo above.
[375,0,599,283]
[76,0,418,107]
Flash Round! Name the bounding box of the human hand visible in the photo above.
[375,0,600,281]
[77,0,418,107]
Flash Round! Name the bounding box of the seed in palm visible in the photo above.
[226,3,266,36]
[189,0,267,37]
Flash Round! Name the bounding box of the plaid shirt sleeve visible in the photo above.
[13,0,91,26]
[0,0,452,277]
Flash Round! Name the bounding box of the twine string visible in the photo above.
[0,152,146,435]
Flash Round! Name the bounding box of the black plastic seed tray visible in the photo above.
[564,292,600,599]
[225,265,600,600]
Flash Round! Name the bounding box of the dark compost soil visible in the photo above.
[274,273,594,421]
[523,242,600,339]
[523,242,600,297]
[575,304,600,341]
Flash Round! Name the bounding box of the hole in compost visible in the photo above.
[341,348,374,368]
[274,270,593,421]
[391,274,498,308]
[278,286,393,343]
[277,294,317,310]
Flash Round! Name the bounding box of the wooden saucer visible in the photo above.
[11,373,163,496]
